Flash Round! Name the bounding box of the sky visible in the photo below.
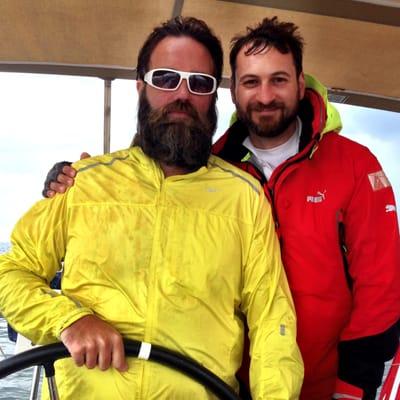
[0,72,399,242]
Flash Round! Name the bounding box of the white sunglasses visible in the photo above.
[144,68,217,95]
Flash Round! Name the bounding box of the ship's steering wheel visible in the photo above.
[0,338,240,400]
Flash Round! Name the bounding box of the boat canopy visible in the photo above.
[0,0,399,113]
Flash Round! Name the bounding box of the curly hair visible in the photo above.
[230,16,304,82]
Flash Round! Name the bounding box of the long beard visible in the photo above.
[237,93,300,139]
[134,92,217,172]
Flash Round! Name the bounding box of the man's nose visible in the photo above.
[256,82,276,104]
[173,78,192,100]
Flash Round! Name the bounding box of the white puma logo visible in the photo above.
[306,190,326,203]
[385,204,396,213]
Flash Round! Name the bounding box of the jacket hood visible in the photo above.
[305,74,342,134]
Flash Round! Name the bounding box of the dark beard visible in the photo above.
[134,92,217,172]
[237,96,299,139]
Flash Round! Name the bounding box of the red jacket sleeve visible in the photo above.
[338,146,400,394]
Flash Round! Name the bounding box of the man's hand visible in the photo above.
[44,152,90,198]
[60,315,128,372]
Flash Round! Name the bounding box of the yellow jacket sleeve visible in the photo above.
[241,190,304,399]
[0,193,93,344]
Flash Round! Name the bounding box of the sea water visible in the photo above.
[0,242,35,399]
[0,320,35,399]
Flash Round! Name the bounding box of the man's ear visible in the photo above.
[137,79,144,95]
[298,72,306,100]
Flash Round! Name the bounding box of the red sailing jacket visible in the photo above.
[213,81,400,400]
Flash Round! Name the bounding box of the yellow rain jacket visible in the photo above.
[0,147,303,399]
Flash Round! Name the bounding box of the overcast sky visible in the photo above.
[0,72,399,242]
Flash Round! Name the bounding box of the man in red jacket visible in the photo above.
[212,17,400,400]
[44,16,400,400]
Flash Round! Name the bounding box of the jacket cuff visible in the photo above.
[332,378,363,400]
[55,307,94,339]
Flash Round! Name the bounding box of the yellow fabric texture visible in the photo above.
[0,147,303,399]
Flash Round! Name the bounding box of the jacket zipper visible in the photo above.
[267,91,326,225]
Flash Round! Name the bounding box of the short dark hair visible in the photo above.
[230,16,304,83]
[136,16,223,86]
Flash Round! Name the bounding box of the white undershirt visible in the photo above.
[243,117,302,179]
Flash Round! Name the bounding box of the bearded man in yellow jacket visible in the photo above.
[0,17,303,399]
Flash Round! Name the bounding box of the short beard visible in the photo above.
[134,91,217,172]
[237,92,300,139]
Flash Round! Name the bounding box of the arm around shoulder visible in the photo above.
[42,150,90,198]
